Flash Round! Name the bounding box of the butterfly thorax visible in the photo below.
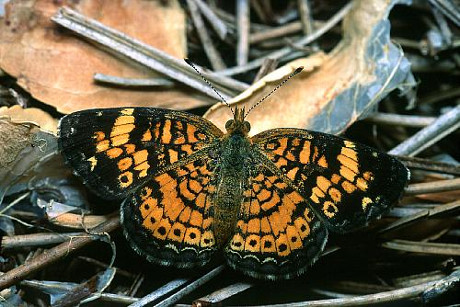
[213,110,253,246]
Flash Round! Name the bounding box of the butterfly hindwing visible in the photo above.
[224,165,328,280]
[58,107,223,199]
[121,156,218,268]
[252,129,410,233]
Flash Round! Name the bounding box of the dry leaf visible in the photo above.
[0,0,209,113]
[0,117,57,202]
[0,105,58,134]
[204,0,415,136]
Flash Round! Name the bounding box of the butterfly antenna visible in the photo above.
[244,66,304,118]
[184,59,234,116]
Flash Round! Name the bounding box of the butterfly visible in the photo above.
[58,105,409,280]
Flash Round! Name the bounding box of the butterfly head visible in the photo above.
[225,107,251,135]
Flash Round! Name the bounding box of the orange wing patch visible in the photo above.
[225,166,328,280]
[121,157,218,268]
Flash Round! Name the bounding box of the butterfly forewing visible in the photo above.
[58,108,223,199]
[252,129,409,233]
[224,164,328,280]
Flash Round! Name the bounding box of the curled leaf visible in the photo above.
[204,0,416,136]
[0,105,58,134]
[0,108,57,203]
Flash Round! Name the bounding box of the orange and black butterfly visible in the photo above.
[59,104,409,280]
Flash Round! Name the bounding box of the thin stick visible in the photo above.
[2,232,82,249]
[236,0,250,66]
[217,2,352,76]
[382,240,460,256]
[51,8,247,98]
[194,282,253,305]
[0,215,120,290]
[194,0,228,40]
[397,156,460,176]
[379,200,460,234]
[187,0,226,70]
[405,178,460,195]
[298,0,315,36]
[418,86,460,105]
[389,105,460,156]
[365,113,435,128]
[153,265,225,307]
[128,278,190,307]
[243,270,460,306]
[93,73,175,88]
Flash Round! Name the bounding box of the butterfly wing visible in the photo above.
[251,129,409,233]
[224,165,328,280]
[58,108,223,199]
[121,156,219,267]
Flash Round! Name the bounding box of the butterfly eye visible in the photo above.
[225,120,234,131]
[243,121,251,132]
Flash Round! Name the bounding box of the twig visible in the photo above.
[243,270,460,306]
[194,282,253,305]
[427,0,460,26]
[250,21,303,44]
[128,278,190,307]
[253,58,278,82]
[127,274,144,297]
[418,86,460,105]
[217,2,352,76]
[1,232,82,249]
[250,20,325,44]
[187,0,226,70]
[432,6,452,46]
[250,0,272,24]
[152,265,225,307]
[389,105,460,156]
[397,156,460,176]
[194,0,228,40]
[382,240,460,256]
[297,0,315,36]
[236,0,250,66]
[379,200,460,234]
[51,8,247,99]
[0,193,30,215]
[209,4,268,33]
[0,215,120,290]
[93,73,175,88]
[405,178,460,195]
[365,113,435,128]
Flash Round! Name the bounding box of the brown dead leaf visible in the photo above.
[205,55,325,135]
[0,105,58,134]
[0,120,37,169]
[0,108,57,203]
[204,0,414,136]
[0,0,209,114]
